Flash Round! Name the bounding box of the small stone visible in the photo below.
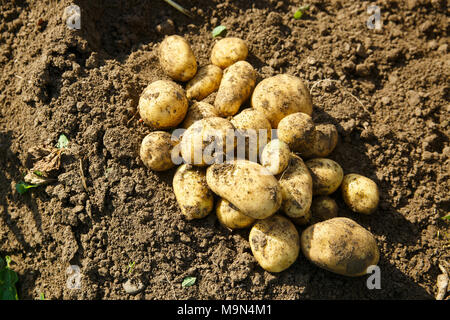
[381,96,391,105]
[156,19,175,35]
[123,279,144,295]
[407,91,421,107]
[306,56,317,65]
[355,43,366,57]
[427,40,439,50]
[406,0,418,10]
[355,63,370,76]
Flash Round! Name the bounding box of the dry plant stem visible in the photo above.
[162,269,177,299]
[163,0,193,18]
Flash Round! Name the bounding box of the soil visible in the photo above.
[0,0,449,300]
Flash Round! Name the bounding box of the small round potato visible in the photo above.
[260,139,290,176]
[303,124,339,158]
[206,160,282,219]
[310,196,338,223]
[306,158,344,196]
[251,74,313,128]
[180,117,235,166]
[181,101,218,129]
[301,217,380,276]
[277,112,316,153]
[216,198,255,229]
[138,80,188,129]
[140,131,178,171]
[215,61,257,117]
[173,164,214,220]
[159,35,197,81]
[211,37,248,69]
[186,64,223,100]
[249,215,300,273]
[341,174,380,215]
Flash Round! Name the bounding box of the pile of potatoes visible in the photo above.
[138,35,381,277]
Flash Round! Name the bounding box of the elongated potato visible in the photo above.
[173,164,214,220]
[341,174,379,215]
[206,160,282,219]
[306,158,344,196]
[301,217,380,276]
[215,61,257,117]
[277,112,316,153]
[186,65,223,100]
[211,37,248,69]
[159,35,197,81]
[180,117,235,166]
[260,139,290,176]
[310,196,338,223]
[140,131,178,171]
[216,198,255,229]
[279,154,313,219]
[138,80,188,129]
[181,101,218,129]
[251,74,313,128]
[249,215,300,272]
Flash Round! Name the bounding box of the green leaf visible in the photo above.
[0,256,19,300]
[56,134,69,149]
[294,4,310,19]
[441,214,450,221]
[15,181,39,195]
[182,276,196,288]
[40,292,45,300]
[33,170,44,177]
[212,25,227,38]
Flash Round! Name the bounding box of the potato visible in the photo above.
[260,139,290,176]
[277,112,316,152]
[181,101,218,129]
[138,80,188,129]
[306,158,344,196]
[211,37,248,69]
[216,198,255,229]
[206,160,282,219]
[310,196,338,223]
[279,154,313,219]
[215,61,257,117]
[249,215,300,272]
[251,74,313,128]
[173,164,214,220]
[159,35,197,81]
[302,124,338,158]
[301,217,380,276]
[180,117,235,166]
[231,108,272,161]
[186,65,223,100]
[290,210,312,226]
[341,174,380,215]
[140,131,178,171]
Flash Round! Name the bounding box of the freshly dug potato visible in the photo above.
[306,158,344,196]
[216,198,255,229]
[310,196,338,223]
[140,131,178,171]
[211,37,248,69]
[186,64,223,100]
[341,174,380,215]
[260,139,290,176]
[138,80,188,129]
[181,101,218,129]
[279,154,313,219]
[251,74,313,128]
[215,61,257,117]
[277,112,316,153]
[159,35,197,81]
[206,160,282,219]
[231,108,272,160]
[290,210,312,226]
[302,124,339,158]
[180,117,235,166]
[249,215,300,272]
[173,164,214,220]
[301,217,380,276]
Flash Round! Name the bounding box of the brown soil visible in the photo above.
[0,0,449,300]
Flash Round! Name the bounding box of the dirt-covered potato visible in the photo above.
[251,74,313,128]
[159,35,197,81]
[277,112,315,152]
[186,64,223,100]
[260,139,290,176]
[173,164,214,220]
[306,158,344,196]
[302,124,339,158]
[279,154,313,220]
[140,131,178,171]
[310,196,338,223]
[249,215,300,272]
[211,37,248,69]
[181,101,218,129]
[290,210,312,226]
[231,108,272,160]
[341,174,380,215]
[138,80,188,129]
[180,117,235,166]
[206,160,282,219]
[216,198,255,229]
[215,61,257,117]
[301,217,380,276]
